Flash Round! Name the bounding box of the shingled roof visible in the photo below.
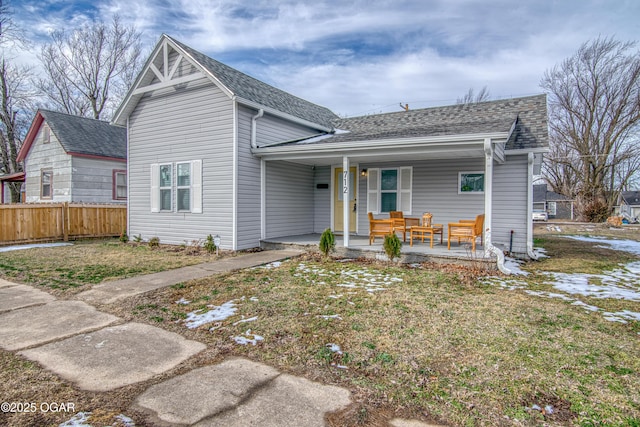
[37,110,127,159]
[167,36,338,130]
[278,94,547,150]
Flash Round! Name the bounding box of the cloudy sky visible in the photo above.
[9,0,640,117]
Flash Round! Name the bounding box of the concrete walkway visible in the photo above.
[0,249,439,427]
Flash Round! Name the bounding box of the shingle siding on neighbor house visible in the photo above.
[71,156,126,204]
[24,125,72,203]
[128,80,235,246]
[265,161,315,239]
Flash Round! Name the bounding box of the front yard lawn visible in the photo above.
[1,228,639,426]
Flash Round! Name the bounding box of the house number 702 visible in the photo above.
[343,171,349,194]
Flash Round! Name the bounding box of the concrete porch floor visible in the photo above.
[261,233,498,269]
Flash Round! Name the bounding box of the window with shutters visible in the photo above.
[366,167,412,214]
[159,164,172,211]
[151,160,202,213]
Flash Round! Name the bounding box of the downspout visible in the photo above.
[484,138,511,275]
[251,109,264,149]
[526,153,539,260]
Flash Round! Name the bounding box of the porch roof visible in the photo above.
[252,95,548,165]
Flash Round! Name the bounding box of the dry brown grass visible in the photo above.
[1,231,639,426]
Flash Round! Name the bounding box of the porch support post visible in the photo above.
[484,138,510,274]
[526,153,538,260]
[342,155,350,248]
[483,138,493,253]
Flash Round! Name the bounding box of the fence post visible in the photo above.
[62,202,69,242]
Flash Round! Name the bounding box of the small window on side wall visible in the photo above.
[41,170,53,199]
[113,170,127,200]
[459,172,484,194]
[43,125,51,144]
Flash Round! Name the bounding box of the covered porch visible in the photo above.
[261,233,497,269]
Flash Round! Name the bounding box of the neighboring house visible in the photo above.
[533,184,575,220]
[618,191,640,220]
[0,172,25,204]
[113,34,548,262]
[17,110,127,204]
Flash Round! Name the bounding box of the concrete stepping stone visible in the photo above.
[196,372,352,427]
[19,322,206,391]
[0,284,55,313]
[134,358,280,425]
[0,300,119,351]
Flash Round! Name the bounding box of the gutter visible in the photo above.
[253,132,510,157]
[526,153,539,261]
[483,138,512,275]
[250,109,264,149]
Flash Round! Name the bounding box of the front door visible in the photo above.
[333,167,357,233]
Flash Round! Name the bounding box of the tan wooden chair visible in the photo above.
[389,211,419,242]
[368,212,395,244]
[409,213,444,247]
[447,214,485,251]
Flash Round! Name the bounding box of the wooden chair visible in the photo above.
[409,213,444,247]
[389,211,419,242]
[447,214,484,251]
[368,212,394,245]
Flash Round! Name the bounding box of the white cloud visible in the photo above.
[8,0,640,116]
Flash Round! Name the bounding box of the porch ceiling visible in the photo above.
[254,138,491,166]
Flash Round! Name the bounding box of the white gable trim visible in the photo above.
[113,35,235,126]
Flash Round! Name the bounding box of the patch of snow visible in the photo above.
[59,412,135,427]
[319,314,342,320]
[59,412,91,427]
[564,236,640,256]
[534,247,549,258]
[331,363,348,369]
[233,329,263,345]
[546,225,562,232]
[115,414,136,427]
[254,260,285,269]
[326,343,343,354]
[548,269,640,301]
[504,257,529,276]
[0,242,73,252]
[184,300,237,329]
[232,316,258,326]
[175,297,190,305]
[603,310,640,324]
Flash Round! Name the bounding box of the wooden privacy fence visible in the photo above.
[0,203,127,245]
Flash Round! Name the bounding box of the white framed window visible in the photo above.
[159,164,172,211]
[113,170,127,200]
[151,160,202,213]
[41,169,53,199]
[366,167,412,214]
[459,171,484,194]
[547,201,557,215]
[176,162,191,211]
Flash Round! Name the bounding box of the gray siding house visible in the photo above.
[533,184,575,220]
[18,110,127,204]
[114,34,548,267]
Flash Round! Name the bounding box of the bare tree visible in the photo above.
[0,59,33,201]
[37,15,142,120]
[456,86,490,104]
[0,0,26,48]
[541,37,640,221]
